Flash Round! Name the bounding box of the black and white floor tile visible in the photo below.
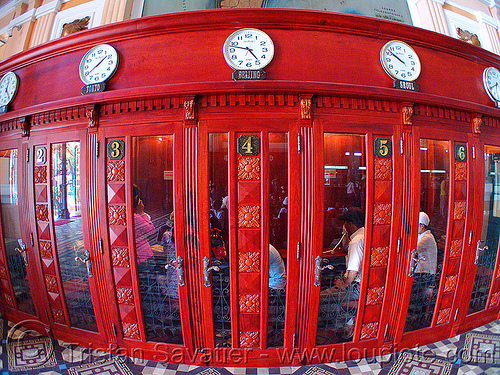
[1,319,500,374]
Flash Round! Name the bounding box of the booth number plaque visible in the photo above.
[454,144,467,162]
[107,140,125,160]
[374,138,392,158]
[237,135,260,156]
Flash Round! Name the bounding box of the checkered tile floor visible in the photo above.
[1,319,500,374]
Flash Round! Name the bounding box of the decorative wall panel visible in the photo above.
[105,138,142,340]
[236,138,262,348]
[33,144,67,325]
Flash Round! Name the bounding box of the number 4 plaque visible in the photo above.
[237,134,260,156]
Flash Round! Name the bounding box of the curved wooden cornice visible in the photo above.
[2,9,500,72]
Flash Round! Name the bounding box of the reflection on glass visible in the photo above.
[52,142,96,331]
[317,134,366,346]
[404,139,449,332]
[0,149,35,315]
[268,133,287,347]
[132,136,182,343]
[468,145,500,314]
[209,133,230,347]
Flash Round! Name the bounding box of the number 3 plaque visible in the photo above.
[107,140,125,160]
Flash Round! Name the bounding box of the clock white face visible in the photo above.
[223,28,274,71]
[380,40,421,82]
[79,44,119,85]
[483,67,500,103]
[0,72,19,107]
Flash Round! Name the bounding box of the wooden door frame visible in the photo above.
[455,129,500,333]
[98,121,195,356]
[27,128,108,345]
[395,126,472,347]
[0,137,43,324]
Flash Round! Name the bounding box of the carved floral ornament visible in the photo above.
[472,115,482,134]
[184,98,196,120]
[300,97,312,119]
[401,104,413,125]
[86,105,99,128]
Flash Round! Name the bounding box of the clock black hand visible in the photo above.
[388,50,406,66]
[88,56,107,74]
[231,45,258,59]
[246,47,258,60]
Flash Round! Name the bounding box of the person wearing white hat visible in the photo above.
[408,211,438,327]
[416,212,437,275]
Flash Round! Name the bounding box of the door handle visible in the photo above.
[203,256,220,287]
[15,239,28,267]
[165,255,185,286]
[75,249,93,278]
[314,255,334,287]
[475,240,489,265]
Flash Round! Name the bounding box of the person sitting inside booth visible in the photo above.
[407,211,438,324]
[322,208,365,298]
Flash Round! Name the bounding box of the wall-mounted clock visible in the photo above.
[483,67,500,106]
[380,40,421,82]
[79,44,119,85]
[0,72,19,113]
[223,28,274,71]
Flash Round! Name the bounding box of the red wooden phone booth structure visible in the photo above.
[0,9,500,366]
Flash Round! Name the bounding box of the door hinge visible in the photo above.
[469,230,473,246]
[99,238,104,255]
[400,137,404,155]
[112,323,117,337]
[30,233,34,247]
[96,141,100,158]
[296,241,301,261]
[45,308,50,321]
[292,333,296,347]
[297,134,302,153]
[26,149,29,163]
[396,238,401,254]
[454,308,459,321]
[472,145,476,160]
[384,323,389,338]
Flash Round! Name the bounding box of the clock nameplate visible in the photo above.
[232,70,266,81]
[81,83,106,95]
[393,80,419,92]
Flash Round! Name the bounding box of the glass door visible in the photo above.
[131,135,183,344]
[403,139,450,333]
[101,125,192,353]
[466,145,500,316]
[30,134,105,339]
[315,133,367,346]
[0,147,36,316]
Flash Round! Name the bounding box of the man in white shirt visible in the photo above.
[322,208,365,299]
[335,208,365,297]
[409,212,438,322]
[415,212,437,275]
